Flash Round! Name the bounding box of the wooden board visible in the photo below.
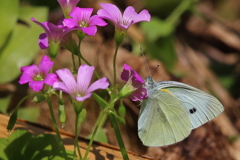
[0,114,151,160]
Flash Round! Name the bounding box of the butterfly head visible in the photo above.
[144,77,157,88]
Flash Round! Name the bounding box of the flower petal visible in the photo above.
[81,26,97,35]
[63,18,79,28]
[129,87,148,101]
[87,77,109,93]
[121,7,150,28]
[133,70,144,83]
[19,72,33,84]
[32,17,51,38]
[121,64,145,89]
[57,0,68,7]
[69,7,93,24]
[44,73,58,86]
[89,15,107,27]
[20,65,39,77]
[57,0,80,10]
[29,81,44,92]
[77,64,94,93]
[53,81,70,94]
[97,3,122,24]
[57,18,65,27]
[121,64,134,81]
[131,9,151,24]
[56,68,77,94]
[39,56,54,75]
[131,76,144,88]
[38,33,48,49]
[122,64,144,83]
[60,32,76,49]
[75,93,92,101]
[32,17,63,42]
[122,6,137,28]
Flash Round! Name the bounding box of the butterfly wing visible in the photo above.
[138,90,192,147]
[156,81,224,129]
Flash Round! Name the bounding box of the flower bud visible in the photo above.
[32,95,46,103]
[58,99,66,127]
[119,80,136,98]
[58,99,64,105]
[7,109,18,132]
[118,101,126,118]
[120,64,148,101]
[49,42,60,60]
[58,104,66,126]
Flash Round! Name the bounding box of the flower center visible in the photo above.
[76,93,82,97]
[33,73,44,81]
[74,91,85,98]
[79,21,87,27]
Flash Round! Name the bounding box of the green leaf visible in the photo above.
[92,93,108,109]
[23,134,65,160]
[219,76,235,89]
[0,6,48,83]
[228,135,238,143]
[18,6,48,24]
[0,94,12,114]
[18,107,40,122]
[0,130,33,160]
[0,130,72,160]
[87,128,108,144]
[0,0,18,49]
[141,17,175,41]
[169,69,188,78]
[0,138,8,160]
[143,0,181,18]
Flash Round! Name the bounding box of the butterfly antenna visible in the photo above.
[139,46,152,77]
[152,65,160,78]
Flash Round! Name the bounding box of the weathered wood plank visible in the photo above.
[0,114,151,160]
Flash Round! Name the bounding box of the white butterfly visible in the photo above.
[138,77,224,147]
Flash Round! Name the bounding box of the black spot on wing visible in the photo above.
[189,107,197,114]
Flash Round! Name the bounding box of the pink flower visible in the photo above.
[53,64,109,101]
[64,7,107,36]
[97,3,150,32]
[32,17,77,49]
[120,64,148,101]
[57,0,80,16]
[19,56,58,92]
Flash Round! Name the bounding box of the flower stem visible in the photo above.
[74,112,82,159]
[113,44,120,87]
[108,113,129,160]
[83,111,106,160]
[72,53,77,72]
[76,46,100,80]
[77,39,81,67]
[46,98,68,160]
[7,93,41,131]
[166,0,193,24]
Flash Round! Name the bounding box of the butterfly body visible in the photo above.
[138,77,224,147]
